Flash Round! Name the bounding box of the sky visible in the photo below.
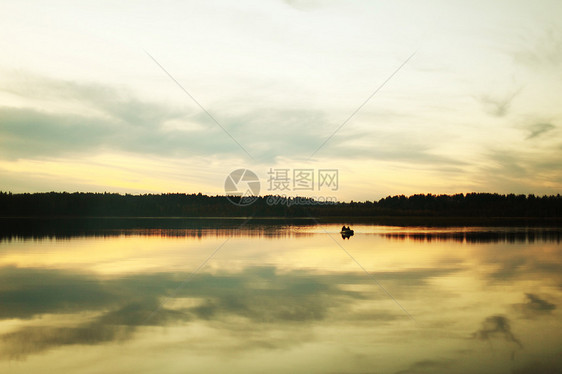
[0,0,561,201]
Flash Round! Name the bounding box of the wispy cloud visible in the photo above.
[0,264,461,359]
[0,73,464,167]
[524,123,556,140]
[513,293,556,318]
[1,325,134,360]
[477,89,521,117]
[475,145,562,194]
[472,315,523,348]
[512,28,562,71]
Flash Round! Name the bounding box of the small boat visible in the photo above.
[340,227,354,238]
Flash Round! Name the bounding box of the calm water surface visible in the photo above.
[0,222,561,373]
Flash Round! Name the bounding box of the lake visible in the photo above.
[0,220,561,373]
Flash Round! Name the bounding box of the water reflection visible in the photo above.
[341,232,354,240]
[2,218,560,244]
[0,218,315,242]
[0,265,412,359]
[0,223,560,373]
[381,229,561,243]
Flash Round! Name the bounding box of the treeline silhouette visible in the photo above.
[0,192,561,218]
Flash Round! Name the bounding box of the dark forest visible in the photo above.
[1,192,561,218]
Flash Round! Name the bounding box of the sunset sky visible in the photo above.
[1,0,561,201]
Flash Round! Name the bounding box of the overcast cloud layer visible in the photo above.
[0,0,561,198]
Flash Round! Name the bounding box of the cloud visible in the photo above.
[2,74,183,127]
[3,71,560,195]
[0,73,471,167]
[0,264,460,359]
[1,324,134,360]
[478,90,521,117]
[0,261,467,359]
[0,105,240,161]
[521,293,556,312]
[525,123,556,140]
[0,267,122,319]
[512,28,562,71]
[474,146,562,194]
[474,238,562,286]
[0,74,250,160]
[472,315,522,348]
[513,293,556,318]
